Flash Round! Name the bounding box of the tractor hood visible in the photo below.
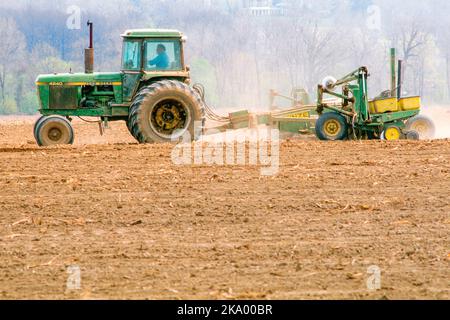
[36,72,122,86]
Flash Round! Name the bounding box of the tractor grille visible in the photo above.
[49,86,78,110]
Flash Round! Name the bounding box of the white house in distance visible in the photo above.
[243,0,285,16]
[201,0,286,16]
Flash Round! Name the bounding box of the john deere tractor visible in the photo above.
[34,22,205,146]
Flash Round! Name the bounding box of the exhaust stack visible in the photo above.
[397,60,403,100]
[85,21,94,74]
[390,48,397,98]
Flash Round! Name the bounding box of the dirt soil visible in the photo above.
[0,116,449,300]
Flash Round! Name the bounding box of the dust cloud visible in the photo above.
[422,105,450,139]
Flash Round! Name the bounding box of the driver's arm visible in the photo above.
[149,55,160,66]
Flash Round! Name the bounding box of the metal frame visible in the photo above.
[316,66,420,138]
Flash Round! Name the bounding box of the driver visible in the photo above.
[149,44,170,69]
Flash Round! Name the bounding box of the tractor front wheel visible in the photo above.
[35,116,74,147]
[128,80,205,144]
[315,112,349,141]
[33,115,46,140]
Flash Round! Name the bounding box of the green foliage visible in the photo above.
[36,57,73,75]
[190,57,219,105]
[1,1,450,114]
[19,91,39,115]
[1,96,18,115]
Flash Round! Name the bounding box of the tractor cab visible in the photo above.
[120,29,189,101]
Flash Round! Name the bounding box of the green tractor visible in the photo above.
[34,22,205,146]
[315,52,435,141]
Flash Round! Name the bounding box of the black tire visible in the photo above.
[35,116,74,147]
[33,115,46,140]
[406,130,420,140]
[367,130,379,140]
[125,118,133,136]
[315,112,349,141]
[405,115,435,139]
[128,80,205,144]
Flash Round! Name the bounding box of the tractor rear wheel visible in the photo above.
[128,80,205,143]
[35,116,74,147]
[315,112,349,141]
[405,115,435,139]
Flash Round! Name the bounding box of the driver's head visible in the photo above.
[157,44,166,54]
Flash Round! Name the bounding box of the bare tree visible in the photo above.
[0,17,26,106]
[300,22,342,93]
[390,19,430,96]
[398,21,429,66]
[2,0,450,114]
[274,18,343,95]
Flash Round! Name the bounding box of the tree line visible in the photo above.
[1,0,450,115]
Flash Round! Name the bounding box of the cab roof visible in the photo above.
[121,29,183,38]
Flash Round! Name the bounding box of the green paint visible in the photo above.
[121,29,183,38]
[391,48,397,97]
[35,29,187,120]
[36,72,122,84]
[316,66,422,139]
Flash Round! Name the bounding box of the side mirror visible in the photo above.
[186,65,190,72]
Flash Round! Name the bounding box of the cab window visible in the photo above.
[122,40,141,71]
[145,40,182,71]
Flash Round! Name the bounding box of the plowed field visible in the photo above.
[0,117,448,299]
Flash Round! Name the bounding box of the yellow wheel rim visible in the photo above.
[384,126,401,141]
[155,105,182,130]
[323,119,341,137]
